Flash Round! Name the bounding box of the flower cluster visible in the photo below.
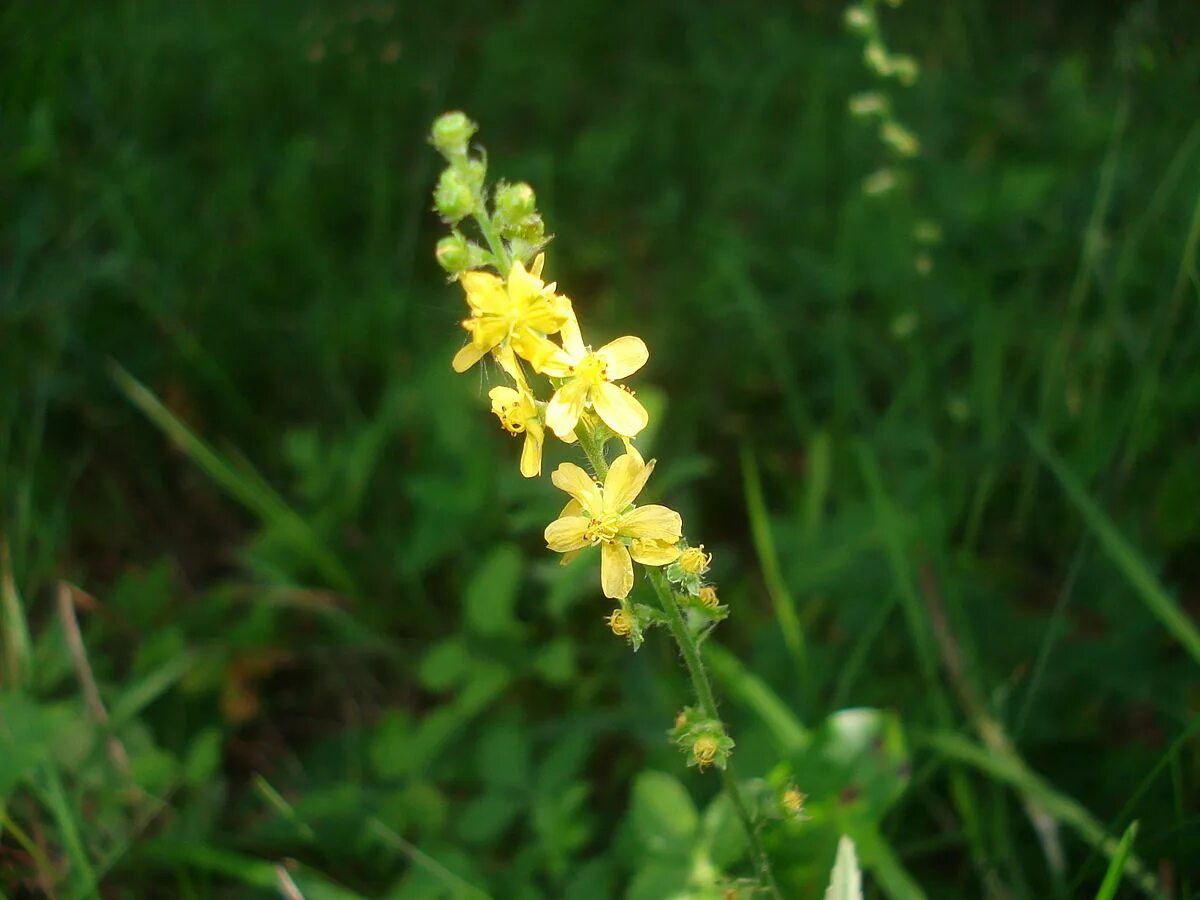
[430,112,717,623]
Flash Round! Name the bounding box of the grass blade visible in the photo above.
[1095,822,1138,900]
[739,443,812,705]
[109,363,355,595]
[921,730,1164,899]
[1024,425,1200,667]
[705,643,811,753]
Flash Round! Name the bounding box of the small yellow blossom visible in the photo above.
[488,385,544,478]
[692,735,720,769]
[606,608,632,637]
[678,545,712,575]
[540,306,649,439]
[451,255,567,374]
[698,585,720,609]
[544,453,682,599]
[782,787,807,817]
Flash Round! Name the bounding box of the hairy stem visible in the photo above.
[574,425,781,898]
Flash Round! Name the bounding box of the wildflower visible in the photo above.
[692,735,720,769]
[848,91,888,118]
[544,453,681,599]
[781,786,808,818]
[678,545,712,576]
[489,385,544,477]
[541,308,650,438]
[607,608,632,637]
[862,167,897,196]
[698,585,720,609]
[451,255,568,373]
[864,42,892,76]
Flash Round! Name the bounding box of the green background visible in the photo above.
[4,0,1200,896]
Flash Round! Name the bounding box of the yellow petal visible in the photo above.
[556,297,588,359]
[596,336,648,380]
[592,382,648,437]
[601,541,634,599]
[545,516,591,552]
[460,272,508,314]
[559,548,581,566]
[604,454,655,513]
[452,342,486,372]
[506,259,543,304]
[620,504,682,542]
[513,330,566,372]
[492,345,525,384]
[550,462,603,513]
[488,385,521,409]
[520,429,543,478]
[530,253,546,278]
[629,538,682,566]
[471,317,510,351]
[521,297,567,335]
[546,378,590,439]
[538,346,579,378]
[560,498,583,518]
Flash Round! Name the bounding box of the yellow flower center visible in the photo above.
[606,608,632,636]
[692,735,719,768]
[782,788,807,815]
[698,585,719,609]
[493,399,529,435]
[679,545,712,575]
[572,352,609,385]
[584,513,621,544]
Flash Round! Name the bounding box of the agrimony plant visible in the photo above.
[428,111,783,896]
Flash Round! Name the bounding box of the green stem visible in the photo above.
[573,425,781,899]
[473,208,511,273]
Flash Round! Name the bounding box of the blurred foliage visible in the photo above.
[3,0,1200,896]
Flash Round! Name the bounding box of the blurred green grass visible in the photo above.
[3,0,1200,896]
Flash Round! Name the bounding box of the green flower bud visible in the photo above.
[890,55,919,85]
[844,5,873,34]
[864,42,892,76]
[494,181,537,224]
[435,233,472,272]
[433,168,476,222]
[880,121,919,157]
[430,111,477,159]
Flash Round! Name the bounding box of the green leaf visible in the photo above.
[419,638,471,691]
[370,710,418,780]
[0,695,68,797]
[464,544,523,636]
[825,836,863,900]
[629,771,699,856]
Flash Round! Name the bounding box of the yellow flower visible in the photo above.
[488,385,544,478]
[692,735,720,769]
[544,453,682,599]
[698,585,720,609]
[606,608,632,637]
[678,545,712,575]
[451,255,567,373]
[540,306,650,439]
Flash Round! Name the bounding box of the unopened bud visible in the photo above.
[864,42,892,76]
[430,111,477,159]
[434,168,476,222]
[890,55,919,86]
[435,233,472,272]
[844,6,873,33]
[848,92,888,118]
[880,121,920,157]
[698,585,720,609]
[494,181,536,223]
